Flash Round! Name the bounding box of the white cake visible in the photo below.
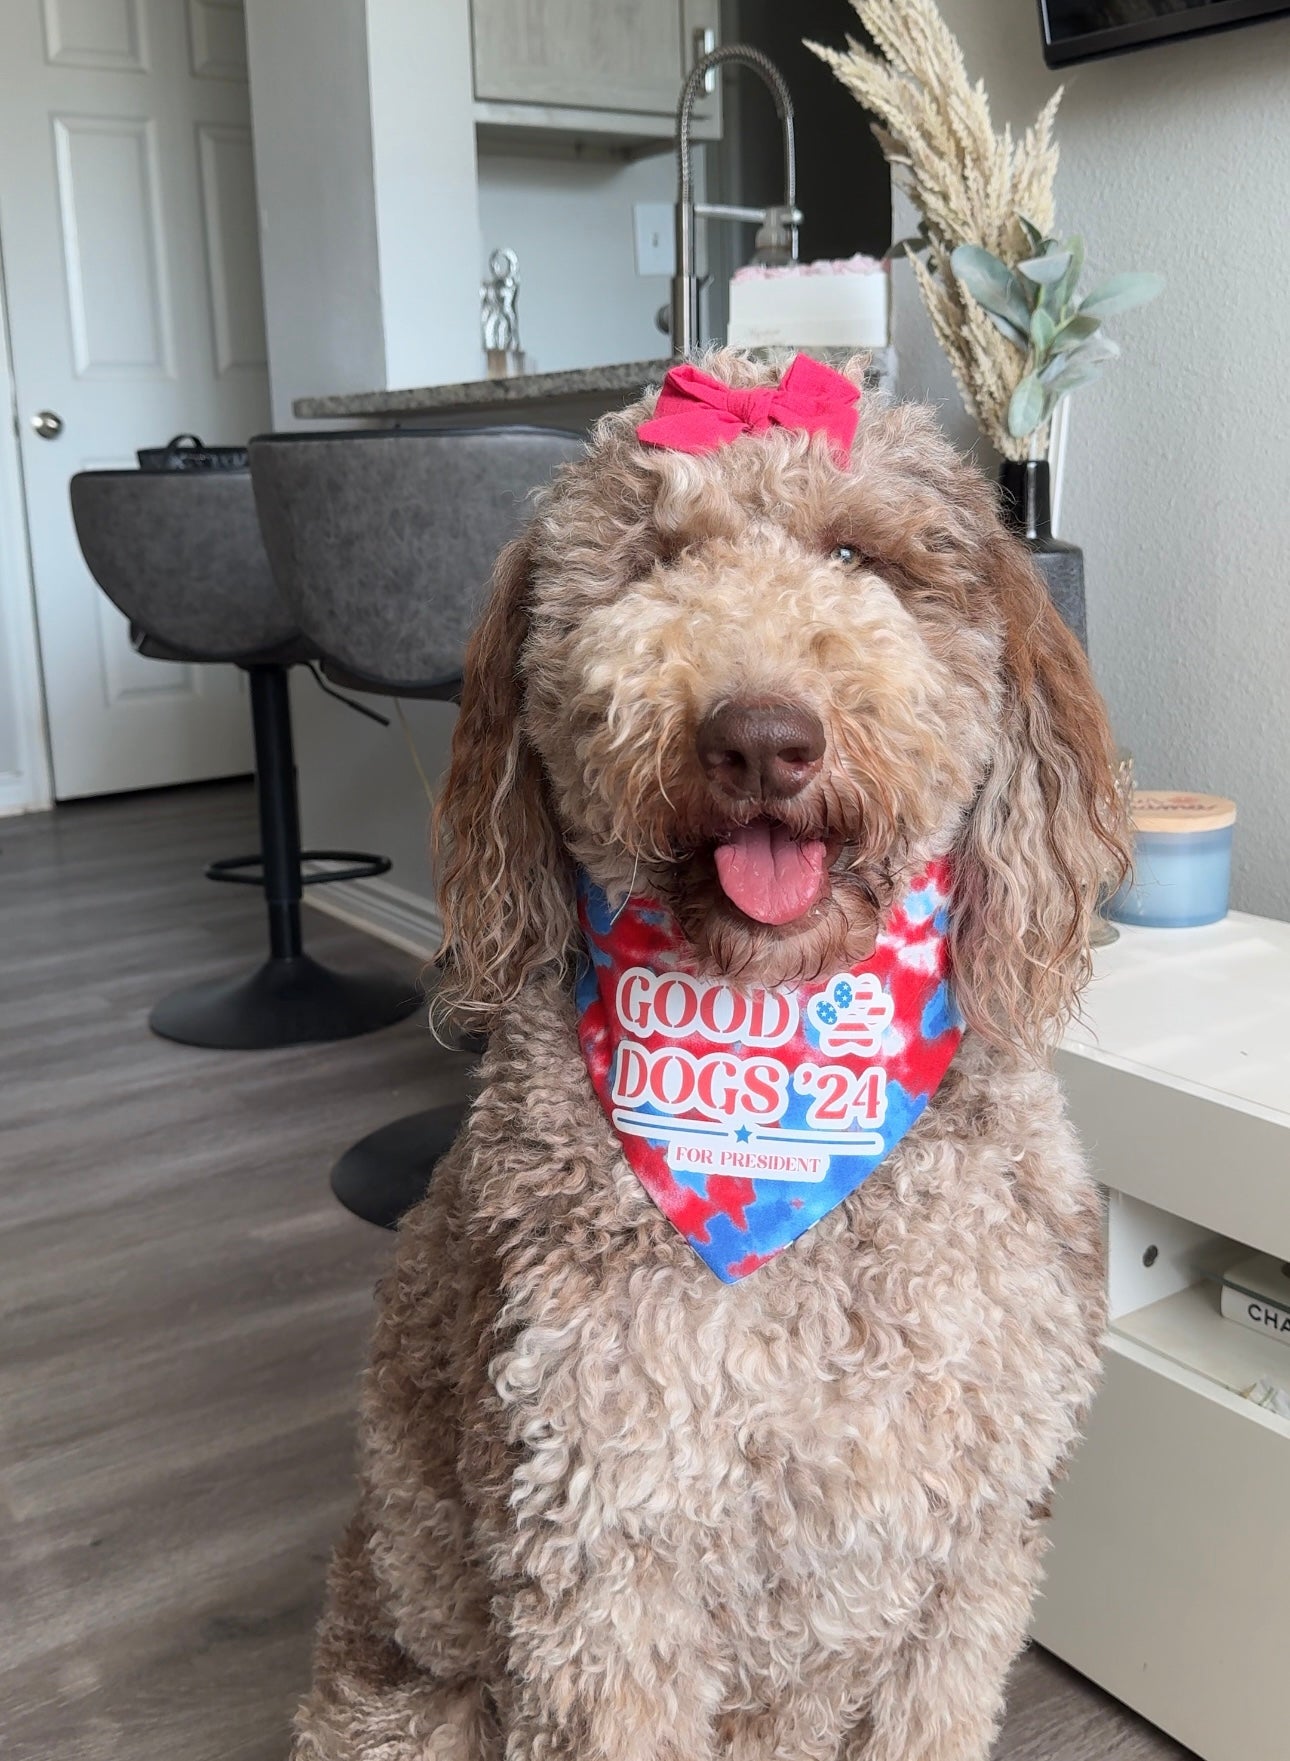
[727,256,889,351]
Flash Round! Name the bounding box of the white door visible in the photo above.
[0,0,270,799]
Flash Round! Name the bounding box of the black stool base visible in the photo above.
[149,954,421,1050]
[330,1104,469,1229]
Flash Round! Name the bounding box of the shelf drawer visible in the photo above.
[1057,1049,1290,1259]
[1033,1335,1288,1760]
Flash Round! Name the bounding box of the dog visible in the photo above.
[293,351,1126,1761]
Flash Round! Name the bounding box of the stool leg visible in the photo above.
[147,666,422,1050]
[248,664,304,960]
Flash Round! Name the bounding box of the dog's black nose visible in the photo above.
[696,699,825,801]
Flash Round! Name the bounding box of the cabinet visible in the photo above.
[1037,912,1290,1761]
[471,0,721,151]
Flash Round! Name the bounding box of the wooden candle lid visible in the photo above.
[1130,790,1237,834]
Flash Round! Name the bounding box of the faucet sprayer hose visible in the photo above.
[671,44,799,360]
[676,46,796,217]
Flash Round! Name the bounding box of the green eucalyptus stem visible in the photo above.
[948,230,1163,446]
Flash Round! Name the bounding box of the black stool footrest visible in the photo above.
[205,848,393,887]
[301,849,394,886]
[206,852,267,886]
[330,1104,471,1229]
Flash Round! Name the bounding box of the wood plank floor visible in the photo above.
[0,783,1193,1761]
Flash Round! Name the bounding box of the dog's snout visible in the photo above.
[696,699,825,802]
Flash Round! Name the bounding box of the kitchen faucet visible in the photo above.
[670,45,802,360]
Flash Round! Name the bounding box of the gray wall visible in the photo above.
[889,0,1290,918]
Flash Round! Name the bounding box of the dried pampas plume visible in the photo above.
[807,0,1062,459]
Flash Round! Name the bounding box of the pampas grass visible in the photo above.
[808,0,1062,459]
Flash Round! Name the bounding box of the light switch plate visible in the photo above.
[633,203,674,277]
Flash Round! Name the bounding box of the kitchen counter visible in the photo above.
[293,359,672,422]
[293,348,896,423]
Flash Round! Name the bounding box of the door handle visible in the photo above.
[31,410,64,440]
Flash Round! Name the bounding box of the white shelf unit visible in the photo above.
[1116,1278,1290,1403]
[1036,912,1290,1761]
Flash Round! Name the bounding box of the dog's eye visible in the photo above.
[829,544,869,572]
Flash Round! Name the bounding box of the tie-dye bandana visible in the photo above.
[575,862,963,1282]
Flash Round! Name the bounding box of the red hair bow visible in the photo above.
[636,353,860,465]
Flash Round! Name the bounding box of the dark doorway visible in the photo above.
[720,0,891,263]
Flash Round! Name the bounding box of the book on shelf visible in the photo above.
[1220,1251,1290,1345]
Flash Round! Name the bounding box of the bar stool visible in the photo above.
[70,465,421,1049]
[249,425,584,1225]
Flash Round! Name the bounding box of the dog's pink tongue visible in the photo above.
[714,821,826,926]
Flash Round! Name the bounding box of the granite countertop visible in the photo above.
[292,348,894,423]
[293,359,672,421]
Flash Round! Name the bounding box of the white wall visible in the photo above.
[366,0,483,391]
[288,674,451,934]
[245,0,481,427]
[0,264,51,815]
[476,151,673,372]
[244,0,384,426]
[890,1,1290,920]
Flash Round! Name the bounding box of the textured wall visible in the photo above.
[886,0,1290,918]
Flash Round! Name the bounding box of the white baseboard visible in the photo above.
[303,869,442,962]
[0,776,51,817]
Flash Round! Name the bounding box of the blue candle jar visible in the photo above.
[1108,792,1237,929]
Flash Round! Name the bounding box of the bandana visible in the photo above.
[636,354,860,465]
[575,862,962,1281]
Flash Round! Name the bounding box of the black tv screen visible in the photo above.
[1039,0,1290,65]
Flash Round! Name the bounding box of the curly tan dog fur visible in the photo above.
[295,353,1126,1761]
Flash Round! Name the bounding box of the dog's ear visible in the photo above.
[433,531,575,1028]
[951,534,1127,1056]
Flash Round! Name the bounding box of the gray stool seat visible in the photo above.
[73,469,301,664]
[249,425,584,1225]
[129,621,315,670]
[70,466,419,1050]
[250,425,584,696]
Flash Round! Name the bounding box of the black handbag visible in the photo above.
[136,433,248,472]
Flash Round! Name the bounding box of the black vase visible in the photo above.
[997,459,1086,650]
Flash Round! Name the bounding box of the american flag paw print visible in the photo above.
[807,973,894,1059]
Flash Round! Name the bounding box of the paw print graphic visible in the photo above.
[807,973,894,1058]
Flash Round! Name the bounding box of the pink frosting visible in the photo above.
[732,254,888,284]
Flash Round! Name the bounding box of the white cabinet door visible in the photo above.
[1034,1337,1290,1761]
[0,0,269,799]
[472,0,717,118]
